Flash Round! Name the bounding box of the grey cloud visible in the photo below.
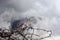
[0,0,60,40]
[0,0,34,12]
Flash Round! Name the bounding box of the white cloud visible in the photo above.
[43,36,60,40]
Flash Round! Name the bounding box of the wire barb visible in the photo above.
[0,25,52,40]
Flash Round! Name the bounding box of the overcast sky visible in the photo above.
[0,0,60,40]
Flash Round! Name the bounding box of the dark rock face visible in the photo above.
[10,17,37,30]
[11,20,21,30]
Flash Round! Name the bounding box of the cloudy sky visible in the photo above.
[0,0,60,40]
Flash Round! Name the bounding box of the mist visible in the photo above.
[0,0,60,40]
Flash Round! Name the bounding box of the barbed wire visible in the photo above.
[0,26,52,40]
[0,17,52,40]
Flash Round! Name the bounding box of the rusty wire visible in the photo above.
[0,17,52,40]
[22,27,52,40]
[0,26,52,40]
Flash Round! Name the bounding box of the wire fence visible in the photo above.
[0,26,52,40]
